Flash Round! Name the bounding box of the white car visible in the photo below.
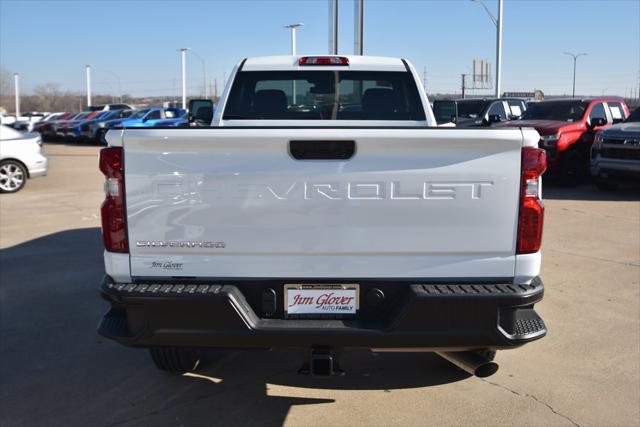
[12,112,53,132]
[0,113,17,126]
[21,112,65,132]
[87,104,134,112]
[0,125,48,193]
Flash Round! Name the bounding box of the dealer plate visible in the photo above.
[284,284,359,315]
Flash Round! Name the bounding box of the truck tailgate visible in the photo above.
[121,128,529,279]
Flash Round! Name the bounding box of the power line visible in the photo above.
[423,66,427,90]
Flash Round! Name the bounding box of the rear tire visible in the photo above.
[559,149,586,186]
[149,347,200,372]
[596,179,617,191]
[96,128,107,145]
[0,160,27,193]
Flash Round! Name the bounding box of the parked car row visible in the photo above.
[33,104,187,144]
[0,100,214,193]
[495,97,631,186]
[434,96,635,188]
[1,111,51,132]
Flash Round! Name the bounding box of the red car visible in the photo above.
[58,111,103,140]
[47,112,86,140]
[498,98,630,184]
[33,112,73,138]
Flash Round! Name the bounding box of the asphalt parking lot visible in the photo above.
[0,143,638,427]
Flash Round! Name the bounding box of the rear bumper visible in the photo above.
[26,153,48,178]
[591,157,640,181]
[98,276,546,350]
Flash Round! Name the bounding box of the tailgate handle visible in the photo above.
[289,140,355,160]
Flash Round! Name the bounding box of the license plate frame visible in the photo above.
[284,284,360,318]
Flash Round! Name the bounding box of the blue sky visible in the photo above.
[1,0,638,97]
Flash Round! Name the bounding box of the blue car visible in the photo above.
[58,111,102,140]
[100,108,186,144]
[119,108,186,128]
[81,109,133,143]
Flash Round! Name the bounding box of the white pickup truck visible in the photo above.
[98,55,547,378]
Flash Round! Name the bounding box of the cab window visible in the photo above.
[146,110,162,120]
[588,103,607,121]
[507,101,524,118]
[607,102,626,124]
[487,102,507,120]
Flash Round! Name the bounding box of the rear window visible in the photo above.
[521,101,588,122]
[223,71,426,121]
[456,100,490,118]
[433,100,456,124]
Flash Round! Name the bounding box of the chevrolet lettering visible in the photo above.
[153,180,494,200]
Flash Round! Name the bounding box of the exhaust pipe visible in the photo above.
[436,351,499,378]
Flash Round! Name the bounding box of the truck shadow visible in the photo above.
[0,227,467,427]
[117,349,468,426]
[196,347,469,390]
[43,139,105,148]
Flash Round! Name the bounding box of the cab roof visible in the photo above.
[240,55,408,72]
[535,97,625,103]
[453,98,525,102]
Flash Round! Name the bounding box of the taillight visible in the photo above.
[99,147,128,252]
[517,147,546,254]
[299,56,349,66]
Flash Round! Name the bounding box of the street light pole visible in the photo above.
[284,23,304,55]
[85,64,92,107]
[329,0,339,54]
[563,52,587,97]
[179,48,188,109]
[14,73,20,117]
[495,0,503,98]
[354,0,364,55]
[470,0,502,98]
[284,23,304,105]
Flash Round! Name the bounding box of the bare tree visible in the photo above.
[30,83,62,112]
[0,73,204,113]
[0,67,14,112]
